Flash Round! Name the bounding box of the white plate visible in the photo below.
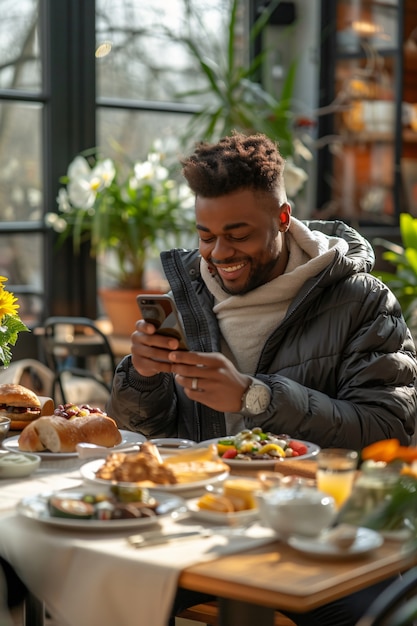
[17,487,187,531]
[2,430,146,460]
[80,458,230,493]
[187,498,259,526]
[196,438,320,468]
[288,527,383,559]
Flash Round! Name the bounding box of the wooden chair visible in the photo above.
[178,601,296,625]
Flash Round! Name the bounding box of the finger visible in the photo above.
[168,350,219,366]
[133,332,180,353]
[171,364,210,382]
[175,374,206,393]
[132,354,173,376]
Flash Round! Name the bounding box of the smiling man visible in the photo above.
[107,131,417,451]
[107,131,417,626]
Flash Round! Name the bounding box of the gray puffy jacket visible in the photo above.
[107,220,417,448]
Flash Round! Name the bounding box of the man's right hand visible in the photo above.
[130,319,181,377]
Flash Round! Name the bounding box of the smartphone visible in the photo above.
[137,293,189,350]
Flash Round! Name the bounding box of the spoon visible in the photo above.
[321,524,358,550]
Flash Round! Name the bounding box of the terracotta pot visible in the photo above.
[99,288,143,337]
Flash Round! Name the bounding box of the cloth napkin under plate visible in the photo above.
[0,482,276,626]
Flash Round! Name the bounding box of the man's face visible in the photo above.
[195,188,289,295]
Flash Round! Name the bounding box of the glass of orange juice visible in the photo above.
[316,448,358,509]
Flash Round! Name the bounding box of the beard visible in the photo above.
[212,253,282,296]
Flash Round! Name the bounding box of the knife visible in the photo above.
[128,528,213,548]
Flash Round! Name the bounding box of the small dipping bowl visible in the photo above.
[0,416,11,443]
[0,451,41,479]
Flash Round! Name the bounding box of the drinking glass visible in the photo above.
[316,448,358,508]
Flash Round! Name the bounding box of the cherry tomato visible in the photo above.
[289,441,308,456]
[222,449,238,459]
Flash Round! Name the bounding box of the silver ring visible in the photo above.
[192,377,198,391]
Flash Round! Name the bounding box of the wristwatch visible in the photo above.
[240,378,271,416]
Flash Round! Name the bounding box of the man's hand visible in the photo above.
[130,319,181,377]
[168,350,251,413]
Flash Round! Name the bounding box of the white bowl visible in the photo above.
[0,451,41,479]
[256,485,336,539]
[0,416,11,443]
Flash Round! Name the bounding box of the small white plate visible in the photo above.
[17,487,187,531]
[80,458,229,493]
[0,452,41,479]
[288,527,383,559]
[195,438,320,468]
[2,430,146,460]
[187,498,259,526]
[149,438,196,454]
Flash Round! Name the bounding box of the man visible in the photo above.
[107,131,416,626]
[107,131,416,449]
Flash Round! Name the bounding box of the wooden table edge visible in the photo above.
[178,542,417,613]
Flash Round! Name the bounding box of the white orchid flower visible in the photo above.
[178,183,195,208]
[134,154,169,185]
[283,159,309,198]
[57,188,71,213]
[68,155,91,179]
[44,212,68,233]
[68,177,97,209]
[67,157,116,208]
[93,158,116,188]
[133,161,154,181]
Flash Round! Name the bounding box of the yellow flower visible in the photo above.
[0,277,19,317]
[0,276,28,368]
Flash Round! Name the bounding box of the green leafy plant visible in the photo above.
[166,0,302,159]
[373,213,417,324]
[0,276,29,367]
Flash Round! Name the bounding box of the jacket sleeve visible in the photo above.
[105,356,180,438]
[246,275,417,449]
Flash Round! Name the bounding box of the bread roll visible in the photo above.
[18,414,122,453]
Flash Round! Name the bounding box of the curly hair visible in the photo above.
[181,131,286,199]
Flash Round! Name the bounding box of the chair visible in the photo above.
[177,601,296,625]
[38,316,118,407]
[356,567,417,626]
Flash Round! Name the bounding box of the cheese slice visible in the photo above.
[223,478,260,510]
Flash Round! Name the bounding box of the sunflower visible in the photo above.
[0,276,29,367]
[0,277,19,318]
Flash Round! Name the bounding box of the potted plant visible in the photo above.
[45,148,196,335]
[373,213,417,340]
[164,0,311,198]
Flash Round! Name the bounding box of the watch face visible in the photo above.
[245,385,270,415]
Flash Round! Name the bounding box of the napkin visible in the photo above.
[0,512,275,626]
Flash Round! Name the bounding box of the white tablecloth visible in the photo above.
[0,466,275,626]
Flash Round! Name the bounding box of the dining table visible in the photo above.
[0,435,416,626]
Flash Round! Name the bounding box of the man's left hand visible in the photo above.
[168,350,251,412]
